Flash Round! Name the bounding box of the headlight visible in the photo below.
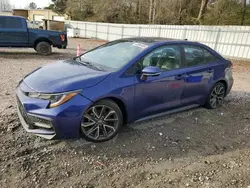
[28,90,81,108]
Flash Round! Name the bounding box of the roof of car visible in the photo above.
[120,37,183,44]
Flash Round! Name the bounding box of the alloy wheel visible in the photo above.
[209,84,225,108]
[81,105,119,141]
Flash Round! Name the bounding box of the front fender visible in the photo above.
[81,73,135,123]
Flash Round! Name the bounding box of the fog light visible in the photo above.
[28,115,53,129]
[34,122,52,129]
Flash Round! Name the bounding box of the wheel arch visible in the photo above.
[205,79,228,109]
[34,38,53,48]
[214,79,228,96]
[92,97,128,125]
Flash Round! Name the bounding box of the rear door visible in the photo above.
[0,17,29,46]
[181,45,218,105]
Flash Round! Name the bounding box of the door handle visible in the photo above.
[207,68,214,73]
[175,74,185,80]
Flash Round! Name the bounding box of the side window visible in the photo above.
[135,45,181,73]
[204,49,217,64]
[0,18,4,28]
[183,45,217,67]
[1,17,23,29]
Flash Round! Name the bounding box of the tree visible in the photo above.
[148,0,157,24]
[51,0,68,14]
[49,0,250,25]
[171,0,200,25]
[29,2,37,9]
[197,0,209,23]
[149,0,152,23]
[203,0,242,25]
[241,0,247,25]
[0,0,12,11]
[65,0,95,21]
[44,4,54,10]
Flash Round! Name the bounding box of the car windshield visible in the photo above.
[79,41,148,70]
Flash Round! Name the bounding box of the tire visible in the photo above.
[205,82,226,109]
[80,100,123,142]
[35,41,52,55]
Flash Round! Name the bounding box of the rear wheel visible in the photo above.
[81,100,123,142]
[35,41,52,55]
[205,82,226,109]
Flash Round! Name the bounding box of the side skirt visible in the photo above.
[135,104,200,123]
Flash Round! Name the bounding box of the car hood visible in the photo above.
[23,60,111,93]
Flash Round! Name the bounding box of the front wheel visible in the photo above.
[81,100,123,142]
[205,82,226,109]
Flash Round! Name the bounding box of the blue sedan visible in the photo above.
[16,37,233,142]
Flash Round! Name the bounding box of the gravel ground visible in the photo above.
[0,38,250,188]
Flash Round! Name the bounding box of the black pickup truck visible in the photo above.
[0,15,67,55]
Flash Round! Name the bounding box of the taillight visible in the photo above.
[60,34,65,42]
[229,62,233,69]
[226,60,233,69]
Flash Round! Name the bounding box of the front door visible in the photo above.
[134,45,185,119]
[0,17,28,46]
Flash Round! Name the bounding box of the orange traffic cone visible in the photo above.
[77,44,81,56]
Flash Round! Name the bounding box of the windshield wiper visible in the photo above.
[85,61,105,71]
[73,56,82,61]
[74,57,104,71]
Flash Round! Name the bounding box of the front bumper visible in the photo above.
[17,97,56,139]
[55,37,68,49]
[227,77,234,95]
[16,83,92,139]
[56,44,67,49]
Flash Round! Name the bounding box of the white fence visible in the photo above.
[65,20,250,59]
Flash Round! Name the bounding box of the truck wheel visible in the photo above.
[35,41,52,55]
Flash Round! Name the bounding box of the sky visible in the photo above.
[10,0,52,9]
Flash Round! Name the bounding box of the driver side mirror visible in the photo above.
[141,66,161,80]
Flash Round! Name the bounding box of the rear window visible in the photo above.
[183,45,217,67]
[0,17,23,29]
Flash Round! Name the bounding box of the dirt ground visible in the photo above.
[0,38,250,188]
